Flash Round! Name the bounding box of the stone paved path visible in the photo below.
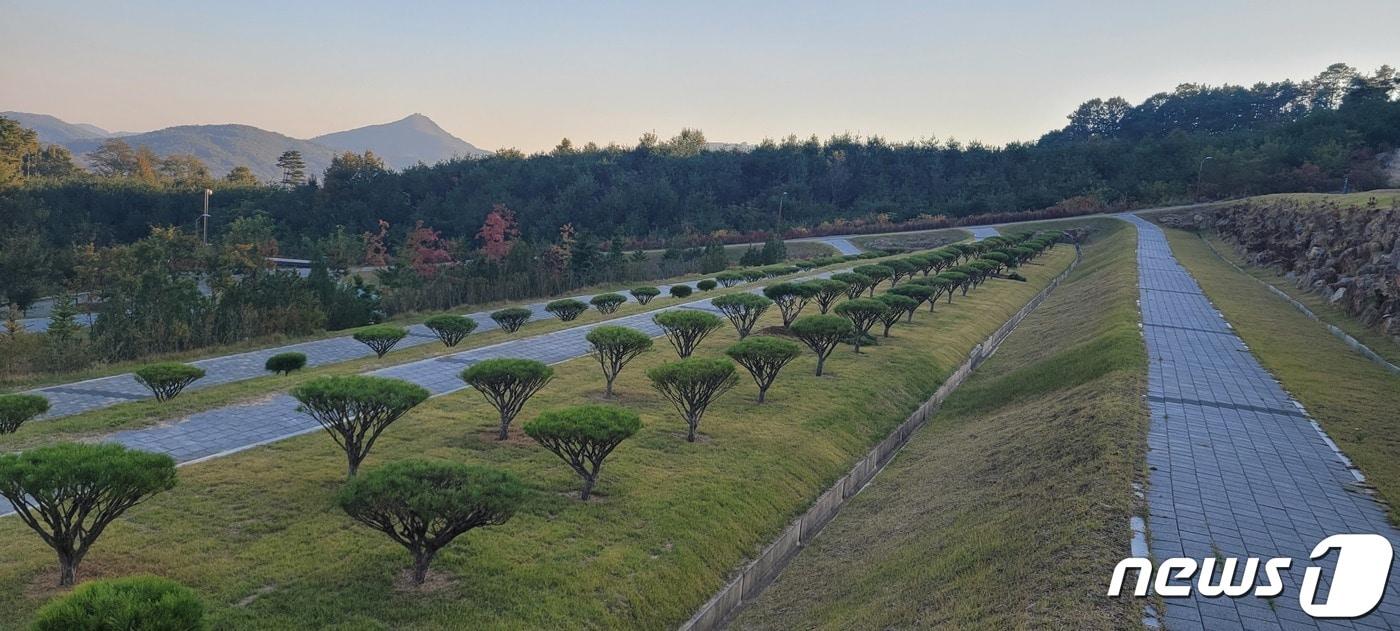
[1127,215,1400,630]
[21,277,728,420]
[807,236,863,255]
[968,226,1001,240]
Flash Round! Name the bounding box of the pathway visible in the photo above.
[968,226,1000,240]
[1127,214,1400,629]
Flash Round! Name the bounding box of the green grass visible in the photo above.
[1159,226,1400,523]
[0,248,1075,629]
[850,228,971,250]
[1229,189,1400,209]
[733,220,1147,630]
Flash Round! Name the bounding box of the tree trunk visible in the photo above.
[815,356,826,376]
[686,420,697,442]
[411,549,436,585]
[57,553,78,587]
[882,323,892,337]
[604,376,615,397]
[756,387,767,403]
[580,475,596,501]
[906,310,915,323]
[498,411,510,440]
[347,452,361,478]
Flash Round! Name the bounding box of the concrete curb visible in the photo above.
[679,245,1083,631]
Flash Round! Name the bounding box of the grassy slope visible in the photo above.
[0,249,1074,629]
[734,219,1147,630]
[850,228,971,250]
[1160,227,1400,522]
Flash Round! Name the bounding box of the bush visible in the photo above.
[133,362,206,402]
[835,298,888,353]
[491,307,533,333]
[264,352,308,375]
[653,310,724,358]
[725,336,803,403]
[589,293,628,315]
[33,575,205,630]
[711,293,773,339]
[0,443,177,585]
[630,286,661,305]
[696,279,718,292]
[290,376,429,477]
[461,358,554,440]
[0,393,49,434]
[585,326,653,397]
[669,284,694,299]
[423,314,478,347]
[1007,271,1027,282]
[789,315,854,376]
[339,460,524,585]
[647,358,739,442]
[545,298,589,322]
[352,324,409,358]
[524,405,642,500]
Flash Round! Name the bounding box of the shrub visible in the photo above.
[33,575,205,630]
[831,272,872,299]
[835,298,888,353]
[653,310,724,358]
[264,352,308,375]
[852,265,894,295]
[630,286,661,305]
[763,282,819,327]
[491,307,533,333]
[789,315,853,376]
[524,405,641,500]
[711,293,772,339]
[589,293,628,315]
[546,298,589,322]
[696,279,718,292]
[875,294,919,336]
[339,460,524,585]
[352,324,408,358]
[290,376,429,477]
[715,271,743,287]
[0,443,176,585]
[133,362,206,402]
[423,314,478,347]
[0,393,49,434]
[725,336,803,403]
[805,279,849,314]
[647,358,739,442]
[669,284,694,299]
[461,358,554,440]
[585,326,653,397]
[1007,271,1027,282]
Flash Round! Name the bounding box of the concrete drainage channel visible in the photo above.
[680,246,1084,631]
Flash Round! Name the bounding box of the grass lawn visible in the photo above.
[850,228,971,251]
[734,219,1148,630]
[1158,226,1400,523]
[0,247,1074,629]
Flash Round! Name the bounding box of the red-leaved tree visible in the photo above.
[476,204,520,262]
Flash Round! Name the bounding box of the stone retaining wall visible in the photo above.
[679,245,1083,631]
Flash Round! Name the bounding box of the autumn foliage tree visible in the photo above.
[476,204,521,262]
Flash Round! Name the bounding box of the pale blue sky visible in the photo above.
[2,0,1396,151]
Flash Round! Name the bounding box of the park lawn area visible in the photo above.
[734,219,1147,630]
[0,247,1074,629]
[850,228,970,251]
[1159,226,1400,522]
[0,246,962,449]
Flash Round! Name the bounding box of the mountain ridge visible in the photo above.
[3,112,486,181]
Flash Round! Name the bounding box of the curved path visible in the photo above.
[1127,214,1400,629]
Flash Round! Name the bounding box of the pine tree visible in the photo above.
[276,150,306,187]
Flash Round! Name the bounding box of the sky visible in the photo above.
[2,0,1397,152]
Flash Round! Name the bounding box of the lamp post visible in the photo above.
[201,188,213,245]
[1195,156,1214,202]
[777,191,787,231]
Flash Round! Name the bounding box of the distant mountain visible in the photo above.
[3,111,113,144]
[62,124,338,182]
[5,111,487,182]
[311,113,490,168]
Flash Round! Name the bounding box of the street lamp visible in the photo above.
[1195,156,1214,201]
[201,188,213,245]
[777,191,788,231]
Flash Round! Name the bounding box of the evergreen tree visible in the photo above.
[276,150,306,186]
